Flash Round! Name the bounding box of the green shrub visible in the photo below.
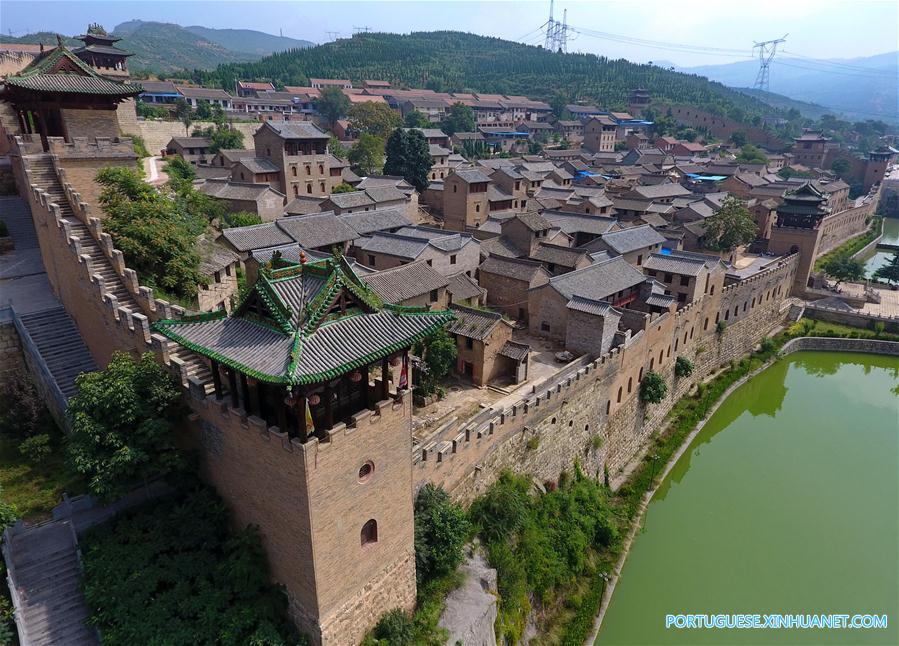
[81,485,300,645]
[0,369,42,438]
[18,433,52,464]
[469,469,617,644]
[526,436,540,451]
[760,337,776,353]
[0,487,18,532]
[68,352,185,501]
[414,484,469,585]
[127,134,150,159]
[369,609,414,645]
[222,211,263,228]
[639,371,668,404]
[674,356,694,378]
[716,320,727,333]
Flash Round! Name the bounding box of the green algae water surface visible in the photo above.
[597,352,899,645]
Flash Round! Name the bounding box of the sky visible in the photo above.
[1,0,896,68]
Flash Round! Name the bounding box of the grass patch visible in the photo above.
[0,421,84,523]
[814,216,881,271]
[791,318,899,342]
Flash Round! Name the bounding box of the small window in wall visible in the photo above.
[307,184,313,194]
[430,289,439,303]
[465,337,474,350]
[320,182,326,192]
[627,377,632,393]
[636,254,642,265]
[293,185,299,196]
[368,254,376,266]
[680,275,689,286]
[664,272,673,282]
[475,204,481,213]
[213,271,221,283]
[292,166,297,177]
[361,519,378,546]
[541,322,551,332]
[450,255,457,265]
[453,185,458,193]
[358,461,374,482]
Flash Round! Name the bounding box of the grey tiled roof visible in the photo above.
[220,222,294,252]
[479,255,547,282]
[198,180,283,202]
[566,296,618,317]
[338,207,411,236]
[630,183,692,200]
[276,212,359,249]
[546,256,645,301]
[170,137,211,148]
[155,257,453,384]
[452,169,492,184]
[515,211,552,232]
[447,304,501,341]
[480,235,524,258]
[405,128,448,139]
[263,121,330,140]
[285,196,325,215]
[498,341,530,361]
[364,186,407,203]
[429,144,452,156]
[544,211,618,236]
[530,243,587,268]
[642,253,707,276]
[238,157,281,174]
[363,261,448,303]
[645,293,676,308]
[327,191,375,209]
[356,232,429,259]
[197,235,239,275]
[446,272,484,300]
[599,225,666,254]
[487,185,514,202]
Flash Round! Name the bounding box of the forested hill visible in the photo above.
[191,31,781,118]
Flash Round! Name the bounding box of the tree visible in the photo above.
[208,126,244,154]
[383,128,432,191]
[222,211,263,228]
[873,249,899,284]
[68,352,184,500]
[639,371,668,404]
[414,484,469,585]
[165,156,196,184]
[328,136,349,160]
[821,254,865,287]
[331,182,356,193]
[314,86,351,128]
[348,102,402,138]
[735,144,768,164]
[348,133,385,176]
[174,98,193,135]
[830,157,851,178]
[729,131,747,147]
[96,167,206,298]
[194,99,213,120]
[441,102,475,136]
[403,109,430,128]
[413,327,457,395]
[703,195,758,251]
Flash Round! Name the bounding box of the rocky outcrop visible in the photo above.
[439,545,498,646]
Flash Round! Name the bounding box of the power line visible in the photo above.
[569,27,752,58]
[780,50,895,75]
[774,60,894,79]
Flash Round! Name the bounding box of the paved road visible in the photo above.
[143,155,168,185]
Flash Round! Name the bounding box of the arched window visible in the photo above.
[358,461,374,482]
[361,519,378,546]
[627,377,633,394]
[616,387,622,403]
[659,350,664,364]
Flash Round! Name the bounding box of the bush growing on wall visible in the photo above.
[674,356,694,378]
[414,484,470,585]
[639,371,668,404]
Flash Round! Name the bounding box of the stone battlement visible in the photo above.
[47,136,137,160]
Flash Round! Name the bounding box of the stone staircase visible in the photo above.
[25,156,140,311]
[17,307,98,400]
[5,522,98,645]
[24,153,214,391]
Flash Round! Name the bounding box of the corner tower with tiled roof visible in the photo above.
[73,24,132,78]
[155,252,452,645]
[155,253,452,439]
[0,39,140,149]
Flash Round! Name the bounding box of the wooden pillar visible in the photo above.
[324,384,334,430]
[227,368,239,408]
[381,357,389,401]
[297,386,307,440]
[277,389,288,434]
[257,381,268,422]
[365,363,373,410]
[240,373,250,413]
[210,360,223,400]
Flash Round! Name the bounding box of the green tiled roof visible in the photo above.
[153,255,453,384]
[3,44,141,97]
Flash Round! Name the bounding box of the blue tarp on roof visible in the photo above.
[687,173,727,181]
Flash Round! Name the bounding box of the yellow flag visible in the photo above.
[305,398,315,433]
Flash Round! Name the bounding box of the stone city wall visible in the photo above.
[416,255,798,503]
[134,119,261,157]
[780,336,899,356]
[817,186,881,256]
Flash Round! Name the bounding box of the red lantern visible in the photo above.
[390,356,400,367]
[308,393,321,406]
[350,371,362,383]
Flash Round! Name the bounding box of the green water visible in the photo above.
[597,352,899,645]
[864,218,899,278]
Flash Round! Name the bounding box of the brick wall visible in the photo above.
[60,108,120,141]
[0,319,25,386]
[414,255,798,503]
[136,120,260,157]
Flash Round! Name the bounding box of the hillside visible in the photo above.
[681,52,898,124]
[183,25,313,56]
[1,21,313,74]
[191,31,784,119]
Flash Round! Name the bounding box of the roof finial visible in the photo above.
[56,34,63,46]
[299,250,307,264]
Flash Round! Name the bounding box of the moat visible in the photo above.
[597,351,899,645]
